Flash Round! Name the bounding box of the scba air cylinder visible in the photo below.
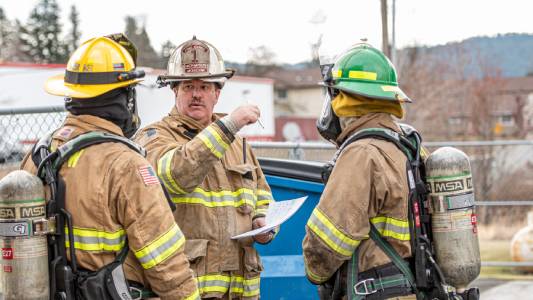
[425,147,481,292]
[0,170,49,300]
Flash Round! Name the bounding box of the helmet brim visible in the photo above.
[44,74,143,99]
[158,70,235,82]
[329,80,412,103]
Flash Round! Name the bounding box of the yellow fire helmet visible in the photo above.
[45,35,145,99]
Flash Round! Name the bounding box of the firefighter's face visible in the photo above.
[174,80,220,126]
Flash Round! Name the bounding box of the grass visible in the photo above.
[479,239,533,280]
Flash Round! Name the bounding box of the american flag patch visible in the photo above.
[139,165,159,186]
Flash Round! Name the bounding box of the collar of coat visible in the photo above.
[52,114,124,142]
[336,112,402,146]
[166,106,227,138]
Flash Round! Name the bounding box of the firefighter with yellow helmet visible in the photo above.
[133,36,277,299]
[19,34,199,300]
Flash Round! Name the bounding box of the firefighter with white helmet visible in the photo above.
[134,36,277,299]
[18,34,199,300]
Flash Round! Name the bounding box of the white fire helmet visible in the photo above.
[157,36,235,88]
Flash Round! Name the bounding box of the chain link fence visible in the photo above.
[0,106,66,175]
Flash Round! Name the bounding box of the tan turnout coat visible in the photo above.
[21,114,199,300]
[133,107,275,299]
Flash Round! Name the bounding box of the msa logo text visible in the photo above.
[0,208,15,219]
[21,206,45,218]
[434,180,465,193]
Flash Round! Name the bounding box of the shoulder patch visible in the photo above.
[56,127,74,139]
[138,165,159,186]
[147,128,157,137]
[136,128,158,145]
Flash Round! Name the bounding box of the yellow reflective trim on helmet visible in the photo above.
[67,149,85,168]
[348,70,377,80]
[334,70,343,78]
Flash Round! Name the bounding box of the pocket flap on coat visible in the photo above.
[227,164,257,175]
[184,239,209,262]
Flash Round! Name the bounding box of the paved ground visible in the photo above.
[479,280,533,299]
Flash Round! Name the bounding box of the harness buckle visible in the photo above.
[354,278,378,295]
[129,286,143,300]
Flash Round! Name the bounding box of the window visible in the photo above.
[277,89,288,99]
[496,114,514,126]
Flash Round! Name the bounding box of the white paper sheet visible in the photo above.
[231,196,308,239]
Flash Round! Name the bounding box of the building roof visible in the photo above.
[264,68,322,89]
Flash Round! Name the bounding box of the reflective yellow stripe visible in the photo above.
[134,224,185,269]
[307,208,361,257]
[254,208,268,216]
[65,226,125,251]
[348,70,377,80]
[198,274,230,294]
[370,216,410,241]
[304,256,329,283]
[171,187,256,208]
[157,148,186,194]
[197,274,260,297]
[67,149,84,168]
[183,288,201,300]
[198,126,229,158]
[256,189,273,207]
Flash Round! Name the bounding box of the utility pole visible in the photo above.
[380,0,391,58]
[391,0,396,65]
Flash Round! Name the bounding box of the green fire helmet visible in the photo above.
[329,43,411,102]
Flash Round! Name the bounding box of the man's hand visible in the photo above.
[229,104,261,130]
[252,217,273,244]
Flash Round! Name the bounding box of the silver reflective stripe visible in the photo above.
[244,280,260,295]
[65,234,125,247]
[170,188,256,207]
[372,221,409,236]
[307,213,356,255]
[198,127,227,157]
[110,265,133,300]
[184,190,254,203]
[137,229,183,266]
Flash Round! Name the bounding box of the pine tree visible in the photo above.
[0,7,27,62]
[19,0,67,63]
[65,4,81,54]
[159,40,176,68]
[124,16,160,68]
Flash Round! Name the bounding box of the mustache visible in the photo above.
[189,98,205,107]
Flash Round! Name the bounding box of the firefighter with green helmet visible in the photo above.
[303,42,417,299]
[303,42,481,300]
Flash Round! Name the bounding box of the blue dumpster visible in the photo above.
[256,158,326,300]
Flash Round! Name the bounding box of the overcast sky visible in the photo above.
[0,0,531,64]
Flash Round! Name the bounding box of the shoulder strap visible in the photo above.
[34,131,146,276]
